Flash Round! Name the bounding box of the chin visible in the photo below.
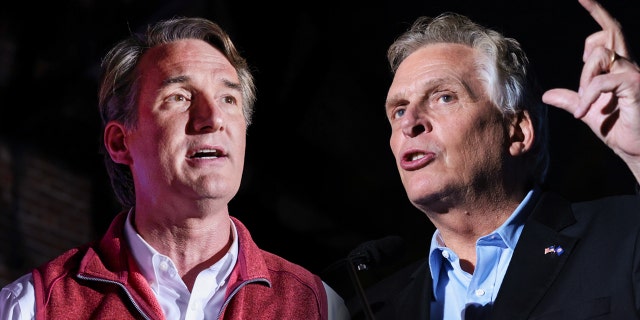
[407,185,448,207]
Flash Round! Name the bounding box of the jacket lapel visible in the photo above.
[491,192,578,320]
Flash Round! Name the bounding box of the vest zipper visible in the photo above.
[217,277,270,320]
[76,274,152,320]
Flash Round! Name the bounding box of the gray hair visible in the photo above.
[387,12,549,187]
[98,17,256,208]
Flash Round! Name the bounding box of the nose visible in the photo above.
[190,96,223,133]
[400,105,430,137]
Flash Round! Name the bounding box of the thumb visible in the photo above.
[542,88,583,118]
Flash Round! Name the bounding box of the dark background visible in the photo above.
[0,0,638,287]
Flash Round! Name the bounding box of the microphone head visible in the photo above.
[348,235,406,269]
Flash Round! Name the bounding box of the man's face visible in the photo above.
[385,43,509,210]
[122,39,246,206]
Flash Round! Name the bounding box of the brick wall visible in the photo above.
[0,139,95,286]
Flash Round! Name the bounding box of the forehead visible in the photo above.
[388,43,484,96]
[395,43,481,82]
[137,39,237,81]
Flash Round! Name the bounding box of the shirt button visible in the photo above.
[441,251,450,259]
[475,289,486,296]
[159,261,169,272]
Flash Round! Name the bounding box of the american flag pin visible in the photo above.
[544,245,564,256]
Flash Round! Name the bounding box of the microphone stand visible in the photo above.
[325,236,405,319]
[346,257,375,320]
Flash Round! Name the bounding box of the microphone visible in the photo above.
[338,236,406,320]
[321,236,407,320]
[348,235,406,271]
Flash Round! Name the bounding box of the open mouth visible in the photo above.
[404,152,426,162]
[188,148,224,159]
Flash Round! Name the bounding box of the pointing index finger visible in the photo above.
[578,0,618,31]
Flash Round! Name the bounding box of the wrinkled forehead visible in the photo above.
[388,43,487,95]
[140,39,233,72]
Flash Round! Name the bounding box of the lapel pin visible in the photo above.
[544,245,564,256]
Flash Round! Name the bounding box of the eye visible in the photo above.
[438,93,454,104]
[393,108,406,120]
[222,95,237,105]
[433,90,460,106]
[165,93,192,104]
[386,101,407,121]
[167,94,189,102]
[163,93,192,111]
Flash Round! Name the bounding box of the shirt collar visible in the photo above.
[124,208,239,292]
[493,188,538,249]
[428,188,539,292]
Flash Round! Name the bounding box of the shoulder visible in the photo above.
[259,250,351,319]
[232,216,323,286]
[260,249,323,284]
[571,194,640,220]
[537,191,640,222]
[557,193,640,238]
[573,194,640,209]
[28,242,100,300]
[34,243,91,279]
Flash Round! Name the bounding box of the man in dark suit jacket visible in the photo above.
[360,192,640,319]
[357,0,640,318]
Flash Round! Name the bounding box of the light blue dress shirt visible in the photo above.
[429,189,537,319]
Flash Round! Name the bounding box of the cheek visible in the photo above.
[132,119,179,155]
[439,122,487,165]
[457,124,506,169]
[389,131,402,159]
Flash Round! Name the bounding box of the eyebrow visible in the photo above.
[385,95,404,111]
[222,79,242,92]
[161,75,189,87]
[386,76,466,109]
[161,75,242,92]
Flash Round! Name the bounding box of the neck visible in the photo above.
[133,206,233,291]
[425,190,527,273]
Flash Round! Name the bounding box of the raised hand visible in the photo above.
[542,0,640,182]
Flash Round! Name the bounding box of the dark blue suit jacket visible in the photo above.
[357,192,640,319]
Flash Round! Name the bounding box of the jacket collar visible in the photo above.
[491,191,578,320]
[77,210,164,318]
[225,216,272,291]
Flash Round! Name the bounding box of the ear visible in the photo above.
[508,110,534,156]
[104,121,132,165]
